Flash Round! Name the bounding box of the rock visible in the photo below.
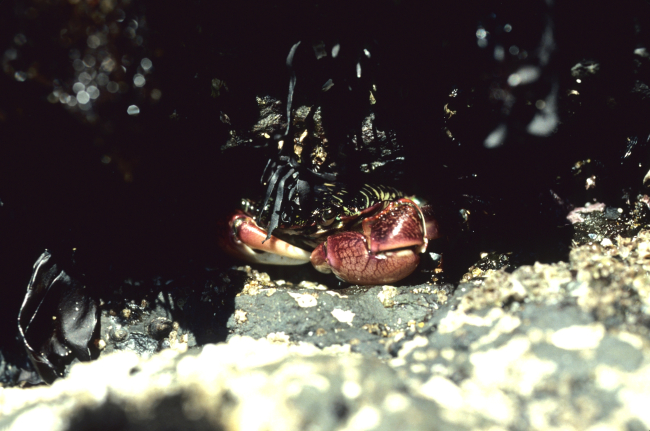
[0,337,454,431]
[3,231,650,430]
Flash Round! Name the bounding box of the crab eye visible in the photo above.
[319,208,338,226]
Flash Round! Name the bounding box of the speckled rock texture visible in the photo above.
[2,230,650,431]
[0,338,454,431]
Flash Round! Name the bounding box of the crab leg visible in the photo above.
[218,210,311,265]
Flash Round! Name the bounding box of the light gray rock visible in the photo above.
[3,231,650,431]
[0,337,454,431]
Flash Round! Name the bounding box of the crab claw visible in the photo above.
[218,210,311,265]
[310,199,432,285]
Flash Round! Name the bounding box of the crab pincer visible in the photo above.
[218,210,311,265]
[310,198,438,285]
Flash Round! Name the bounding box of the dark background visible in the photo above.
[1,0,650,372]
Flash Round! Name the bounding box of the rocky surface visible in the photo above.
[2,223,650,430]
[2,0,650,429]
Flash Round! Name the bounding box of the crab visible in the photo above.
[218,183,441,285]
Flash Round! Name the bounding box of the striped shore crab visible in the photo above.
[219,183,441,285]
[218,43,445,284]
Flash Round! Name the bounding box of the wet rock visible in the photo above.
[113,333,159,358]
[387,230,650,430]
[0,351,23,387]
[226,279,453,358]
[4,229,650,429]
[5,195,650,428]
[569,198,650,246]
[146,317,174,340]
